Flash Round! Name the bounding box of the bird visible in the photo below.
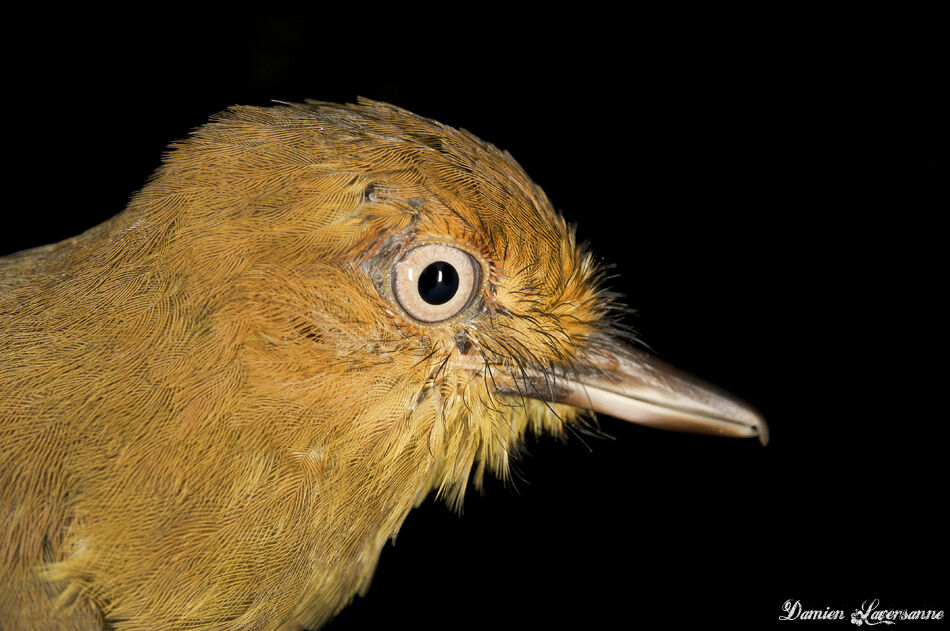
[0,98,766,630]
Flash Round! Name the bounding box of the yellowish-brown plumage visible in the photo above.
[1,99,615,629]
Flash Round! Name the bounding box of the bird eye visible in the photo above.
[392,244,481,323]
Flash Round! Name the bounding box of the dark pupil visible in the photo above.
[418,261,459,305]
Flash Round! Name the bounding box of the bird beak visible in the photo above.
[467,342,768,445]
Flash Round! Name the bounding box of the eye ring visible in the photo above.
[391,243,481,323]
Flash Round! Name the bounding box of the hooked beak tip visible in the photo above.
[756,415,770,446]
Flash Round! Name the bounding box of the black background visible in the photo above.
[4,8,945,630]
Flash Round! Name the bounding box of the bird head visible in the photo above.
[2,99,765,629]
